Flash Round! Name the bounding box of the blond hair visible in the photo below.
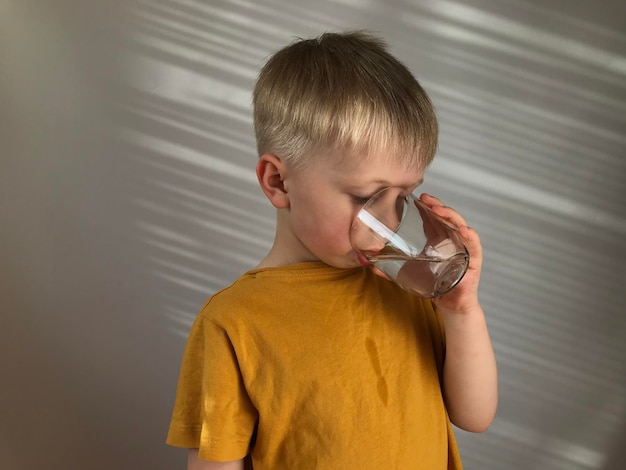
[253,30,438,169]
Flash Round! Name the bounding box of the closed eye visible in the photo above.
[350,195,372,205]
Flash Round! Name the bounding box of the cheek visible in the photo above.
[321,207,357,247]
[298,203,353,244]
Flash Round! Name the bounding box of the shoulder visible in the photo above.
[196,275,261,326]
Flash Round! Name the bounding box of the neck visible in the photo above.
[255,210,318,269]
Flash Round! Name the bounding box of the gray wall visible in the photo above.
[1,1,625,469]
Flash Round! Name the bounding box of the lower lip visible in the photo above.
[355,251,372,267]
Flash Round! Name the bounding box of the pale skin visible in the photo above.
[188,150,498,469]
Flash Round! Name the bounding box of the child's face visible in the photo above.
[281,151,424,269]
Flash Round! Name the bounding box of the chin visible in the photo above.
[317,255,358,269]
[340,252,369,269]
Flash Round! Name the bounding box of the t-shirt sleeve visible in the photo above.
[166,310,258,462]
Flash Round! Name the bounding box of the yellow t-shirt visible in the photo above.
[167,262,462,469]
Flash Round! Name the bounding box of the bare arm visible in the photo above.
[420,194,498,432]
[439,302,498,432]
[187,449,244,470]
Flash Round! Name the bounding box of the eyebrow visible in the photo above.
[370,178,424,188]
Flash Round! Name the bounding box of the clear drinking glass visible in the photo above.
[350,187,469,298]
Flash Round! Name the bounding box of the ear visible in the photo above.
[256,154,290,209]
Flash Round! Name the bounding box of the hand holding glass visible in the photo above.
[351,188,469,298]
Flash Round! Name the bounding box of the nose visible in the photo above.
[351,218,388,255]
[360,232,387,255]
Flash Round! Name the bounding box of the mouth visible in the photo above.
[355,251,373,267]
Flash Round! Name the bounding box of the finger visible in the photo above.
[419,193,468,227]
[418,192,444,207]
[458,225,483,268]
[429,203,468,229]
[372,266,391,281]
[458,224,480,246]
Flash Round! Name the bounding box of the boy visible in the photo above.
[167,30,498,469]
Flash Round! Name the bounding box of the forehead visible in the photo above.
[325,150,425,187]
